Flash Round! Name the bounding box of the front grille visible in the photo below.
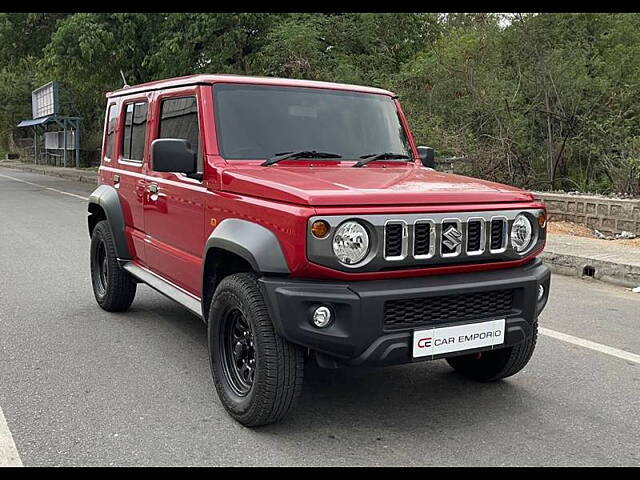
[385,223,403,258]
[383,214,509,262]
[382,216,512,263]
[383,289,515,330]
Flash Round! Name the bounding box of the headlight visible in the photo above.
[511,214,534,253]
[332,221,370,265]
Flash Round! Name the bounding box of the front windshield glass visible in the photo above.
[213,83,411,161]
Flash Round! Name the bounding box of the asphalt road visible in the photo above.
[0,168,638,466]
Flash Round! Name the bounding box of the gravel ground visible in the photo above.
[548,221,640,248]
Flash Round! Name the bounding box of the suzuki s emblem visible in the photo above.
[442,225,463,250]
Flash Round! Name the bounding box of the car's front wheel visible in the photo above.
[208,273,304,427]
[446,323,538,382]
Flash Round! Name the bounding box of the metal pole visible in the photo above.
[33,127,37,164]
[75,120,80,168]
[62,118,67,168]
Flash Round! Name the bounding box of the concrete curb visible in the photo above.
[0,161,98,185]
[540,251,640,288]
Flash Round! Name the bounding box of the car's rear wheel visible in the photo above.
[446,323,538,381]
[90,220,137,312]
[208,273,304,427]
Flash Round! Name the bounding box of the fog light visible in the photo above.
[312,306,332,328]
[538,284,545,301]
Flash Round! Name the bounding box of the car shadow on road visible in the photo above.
[135,291,533,440]
[265,360,532,435]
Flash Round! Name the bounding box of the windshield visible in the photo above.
[213,83,412,161]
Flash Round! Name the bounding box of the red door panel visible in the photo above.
[143,175,205,295]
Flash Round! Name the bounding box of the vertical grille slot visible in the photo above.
[467,220,482,252]
[384,223,404,259]
[490,218,506,251]
[414,222,432,257]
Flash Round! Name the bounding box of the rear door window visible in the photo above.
[121,101,148,162]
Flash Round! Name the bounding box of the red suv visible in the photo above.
[88,74,550,426]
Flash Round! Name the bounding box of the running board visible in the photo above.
[122,263,202,319]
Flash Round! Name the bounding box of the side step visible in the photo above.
[122,262,202,318]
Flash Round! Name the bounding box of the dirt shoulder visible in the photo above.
[547,221,640,249]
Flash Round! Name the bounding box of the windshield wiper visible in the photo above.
[353,152,411,168]
[262,150,342,166]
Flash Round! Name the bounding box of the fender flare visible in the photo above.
[87,184,131,260]
[203,218,290,277]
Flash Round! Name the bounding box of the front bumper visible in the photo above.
[259,258,550,367]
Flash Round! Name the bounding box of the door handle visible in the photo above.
[147,182,166,201]
[113,174,120,188]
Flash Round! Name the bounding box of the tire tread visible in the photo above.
[209,273,303,427]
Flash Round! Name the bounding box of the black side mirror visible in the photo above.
[151,138,198,177]
[417,146,436,169]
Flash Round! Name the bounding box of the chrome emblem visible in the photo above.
[442,225,463,250]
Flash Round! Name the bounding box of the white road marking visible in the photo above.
[0,406,22,467]
[540,327,640,364]
[0,172,89,201]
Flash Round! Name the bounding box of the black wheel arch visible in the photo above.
[201,219,290,321]
[87,185,131,261]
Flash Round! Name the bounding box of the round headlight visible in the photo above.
[511,214,534,253]
[332,221,370,265]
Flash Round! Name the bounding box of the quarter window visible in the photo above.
[158,96,201,170]
[105,104,117,159]
[121,102,148,162]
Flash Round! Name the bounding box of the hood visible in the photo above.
[220,163,535,207]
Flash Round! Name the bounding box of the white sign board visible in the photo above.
[32,82,59,119]
[44,130,76,150]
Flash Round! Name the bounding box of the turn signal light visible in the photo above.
[311,220,330,239]
[538,211,547,228]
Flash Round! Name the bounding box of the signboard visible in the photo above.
[32,81,59,119]
[44,130,76,150]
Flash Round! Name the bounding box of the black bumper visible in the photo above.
[259,258,550,367]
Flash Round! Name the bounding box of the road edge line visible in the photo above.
[0,173,89,201]
[540,327,640,365]
[0,406,22,467]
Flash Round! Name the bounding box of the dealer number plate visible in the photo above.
[412,319,506,358]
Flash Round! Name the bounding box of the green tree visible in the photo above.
[0,12,638,193]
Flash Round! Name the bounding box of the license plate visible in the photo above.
[412,319,506,358]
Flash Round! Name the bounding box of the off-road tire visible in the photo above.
[446,323,538,382]
[208,273,304,427]
[90,220,137,312]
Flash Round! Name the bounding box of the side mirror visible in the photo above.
[417,146,436,169]
[151,138,198,176]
